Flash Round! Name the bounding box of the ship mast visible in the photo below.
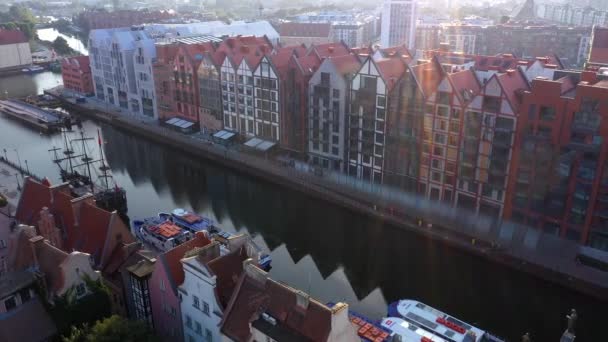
[97,129,111,190]
[71,131,95,193]
[62,128,75,174]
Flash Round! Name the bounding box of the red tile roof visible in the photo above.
[206,246,248,309]
[448,69,481,105]
[296,54,321,76]
[15,178,134,268]
[217,36,272,70]
[410,60,444,97]
[328,54,361,76]
[32,236,69,293]
[590,26,608,65]
[221,268,334,342]
[0,29,28,45]
[62,55,91,73]
[495,69,530,111]
[160,232,211,291]
[309,42,350,59]
[279,22,332,38]
[374,58,407,92]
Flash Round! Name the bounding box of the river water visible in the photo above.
[0,34,605,341]
[37,28,89,55]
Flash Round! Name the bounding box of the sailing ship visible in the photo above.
[49,128,128,222]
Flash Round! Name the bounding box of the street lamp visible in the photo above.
[24,160,30,175]
[13,149,23,175]
[15,173,20,191]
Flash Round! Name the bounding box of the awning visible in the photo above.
[244,137,276,152]
[165,117,195,129]
[213,130,236,140]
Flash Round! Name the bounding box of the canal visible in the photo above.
[0,52,606,342]
[37,28,89,55]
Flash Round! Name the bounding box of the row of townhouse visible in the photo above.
[87,29,608,250]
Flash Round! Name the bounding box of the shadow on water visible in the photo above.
[99,123,606,341]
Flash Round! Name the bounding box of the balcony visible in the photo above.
[568,141,601,153]
[571,122,598,134]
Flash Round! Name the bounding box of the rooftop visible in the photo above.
[0,29,28,45]
[279,22,332,38]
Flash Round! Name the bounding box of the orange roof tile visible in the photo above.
[329,54,361,76]
[375,58,407,92]
[160,232,212,291]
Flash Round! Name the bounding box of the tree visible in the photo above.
[51,276,112,338]
[52,37,74,56]
[8,5,36,24]
[500,15,510,24]
[62,315,159,342]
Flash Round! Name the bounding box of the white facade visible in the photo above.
[381,0,418,49]
[57,251,101,298]
[0,42,32,70]
[179,255,223,342]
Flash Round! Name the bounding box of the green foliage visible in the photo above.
[62,315,158,342]
[0,194,7,208]
[52,36,75,56]
[0,5,37,40]
[51,276,112,338]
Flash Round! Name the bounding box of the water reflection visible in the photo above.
[0,72,63,98]
[98,123,605,341]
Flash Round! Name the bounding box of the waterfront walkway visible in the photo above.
[46,85,608,300]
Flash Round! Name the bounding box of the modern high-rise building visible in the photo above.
[380,0,418,49]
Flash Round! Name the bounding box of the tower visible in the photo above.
[381,0,418,49]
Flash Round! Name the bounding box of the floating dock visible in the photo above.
[0,99,64,133]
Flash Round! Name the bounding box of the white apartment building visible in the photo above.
[381,0,418,49]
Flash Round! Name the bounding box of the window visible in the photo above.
[193,295,200,309]
[377,95,386,107]
[321,72,330,85]
[437,106,449,118]
[539,106,556,121]
[203,301,210,315]
[206,329,212,342]
[160,279,166,292]
[333,89,340,98]
[4,296,16,311]
[19,288,31,303]
[195,321,202,335]
[188,335,195,342]
[451,108,460,119]
[434,133,446,145]
[483,96,500,113]
[0,239,6,248]
[186,315,193,328]
[170,306,177,317]
[433,146,444,157]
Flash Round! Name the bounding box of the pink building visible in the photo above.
[149,232,212,341]
[61,56,94,95]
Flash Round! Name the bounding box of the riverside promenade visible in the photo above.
[45,86,608,301]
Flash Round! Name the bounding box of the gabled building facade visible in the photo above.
[347,57,407,184]
[420,70,481,203]
[308,54,361,171]
[149,232,212,341]
[455,70,528,218]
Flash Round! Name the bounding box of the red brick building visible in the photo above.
[587,26,608,69]
[76,9,175,31]
[61,56,94,95]
[153,38,222,127]
[505,71,608,249]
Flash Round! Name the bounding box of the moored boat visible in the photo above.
[133,216,193,252]
[386,300,505,342]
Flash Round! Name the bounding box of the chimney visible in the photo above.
[506,69,515,75]
[581,70,597,83]
[29,235,45,268]
[243,258,268,284]
[328,46,334,54]
[439,42,450,52]
[295,290,310,310]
